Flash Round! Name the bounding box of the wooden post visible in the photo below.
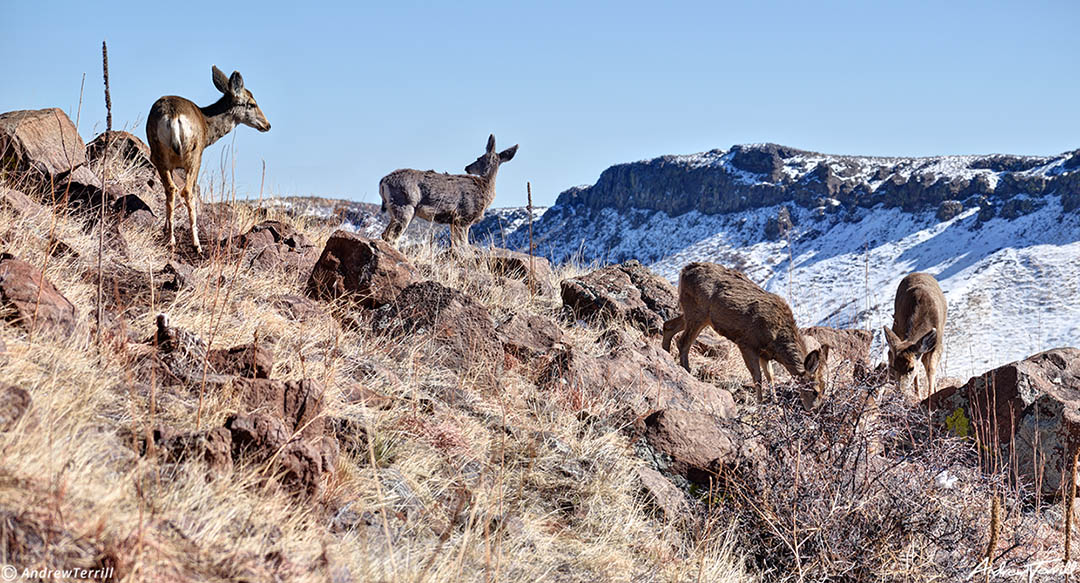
[96,40,112,347]
[527,182,535,300]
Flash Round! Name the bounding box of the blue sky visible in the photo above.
[3,1,1078,207]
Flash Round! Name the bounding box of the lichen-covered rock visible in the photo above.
[638,409,762,486]
[925,348,1080,497]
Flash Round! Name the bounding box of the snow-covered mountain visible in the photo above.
[497,143,1080,378]
[265,143,1080,377]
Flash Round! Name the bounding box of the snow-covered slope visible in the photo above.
[259,143,1080,377]
[499,144,1080,378]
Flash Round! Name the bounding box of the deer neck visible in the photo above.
[477,168,499,208]
[199,96,239,146]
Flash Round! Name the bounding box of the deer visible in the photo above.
[662,262,829,410]
[883,272,947,400]
[379,134,517,248]
[146,65,271,254]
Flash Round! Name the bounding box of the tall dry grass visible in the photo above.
[0,154,755,582]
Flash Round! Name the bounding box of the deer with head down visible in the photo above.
[379,134,517,248]
[662,262,829,410]
[146,65,271,254]
[884,272,947,400]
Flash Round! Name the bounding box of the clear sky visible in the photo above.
[3,1,1078,207]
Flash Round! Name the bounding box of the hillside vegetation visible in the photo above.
[1,109,1079,582]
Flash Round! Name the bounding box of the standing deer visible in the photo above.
[379,134,517,248]
[146,66,271,254]
[662,262,828,410]
[883,272,947,400]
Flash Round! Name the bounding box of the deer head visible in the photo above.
[465,134,518,178]
[211,65,271,132]
[883,326,937,392]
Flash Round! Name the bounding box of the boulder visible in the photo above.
[225,412,327,496]
[0,187,45,218]
[86,131,153,170]
[636,466,693,521]
[496,312,566,359]
[54,164,124,211]
[936,200,963,221]
[307,230,417,308]
[228,220,318,273]
[371,280,502,374]
[208,343,273,379]
[0,254,77,337]
[485,248,556,297]
[560,260,678,334]
[639,409,760,486]
[0,384,31,431]
[543,336,736,423]
[156,426,234,472]
[0,108,85,180]
[924,348,1080,497]
[231,378,327,440]
[111,193,155,228]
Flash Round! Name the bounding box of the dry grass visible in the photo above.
[2,147,1075,582]
[0,156,754,582]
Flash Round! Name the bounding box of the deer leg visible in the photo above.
[740,346,766,402]
[759,356,774,384]
[922,349,940,398]
[661,315,684,352]
[675,317,707,373]
[181,162,202,255]
[157,166,178,248]
[382,205,414,246]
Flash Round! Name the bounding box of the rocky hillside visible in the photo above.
[7,107,1080,582]
[276,144,1080,379]
[455,144,1078,379]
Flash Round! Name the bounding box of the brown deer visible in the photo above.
[146,66,271,254]
[883,272,947,399]
[662,262,828,409]
[379,134,517,248]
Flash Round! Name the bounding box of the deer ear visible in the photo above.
[486,134,496,154]
[804,349,822,375]
[229,71,245,95]
[914,328,938,355]
[212,66,230,94]
[882,326,901,350]
[499,145,518,163]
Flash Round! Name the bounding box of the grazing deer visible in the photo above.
[146,66,271,254]
[379,134,518,248]
[662,262,828,410]
[883,272,947,400]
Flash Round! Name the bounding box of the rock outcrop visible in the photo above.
[551,143,1079,218]
[925,348,1080,497]
[307,230,417,308]
[560,260,678,335]
[0,254,77,337]
[371,281,502,374]
[0,108,85,181]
